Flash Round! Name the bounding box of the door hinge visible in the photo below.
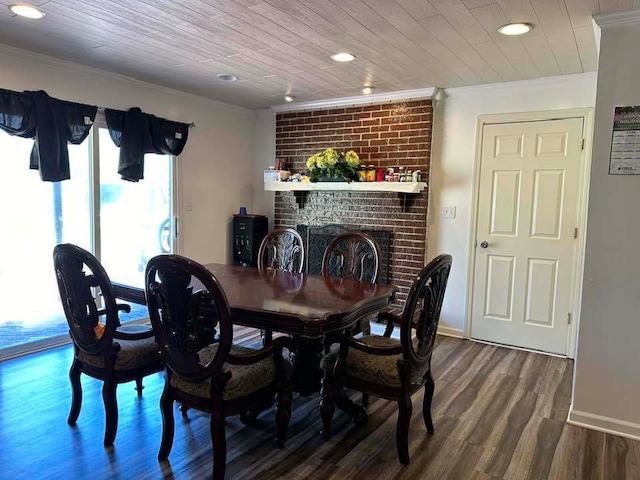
[573,227,578,239]
[567,313,572,325]
[580,138,585,150]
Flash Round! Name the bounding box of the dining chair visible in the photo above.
[257,227,305,273]
[145,254,293,480]
[257,227,305,344]
[321,231,380,334]
[320,231,382,410]
[320,254,452,465]
[52,243,163,446]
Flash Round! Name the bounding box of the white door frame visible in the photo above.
[464,108,594,358]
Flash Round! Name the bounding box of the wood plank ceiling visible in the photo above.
[0,0,632,108]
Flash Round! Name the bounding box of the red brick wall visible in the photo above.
[274,99,432,308]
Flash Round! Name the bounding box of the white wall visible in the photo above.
[0,45,256,264]
[252,110,276,226]
[570,17,640,439]
[428,73,597,336]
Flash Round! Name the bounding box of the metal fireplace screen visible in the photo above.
[296,224,391,285]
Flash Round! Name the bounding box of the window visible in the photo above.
[0,123,176,357]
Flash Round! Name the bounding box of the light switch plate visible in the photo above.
[442,206,456,219]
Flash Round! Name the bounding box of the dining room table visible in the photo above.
[113,263,396,420]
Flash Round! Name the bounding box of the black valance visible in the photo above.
[0,88,97,181]
[105,107,189,182]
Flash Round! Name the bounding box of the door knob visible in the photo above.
[480,241,489,249]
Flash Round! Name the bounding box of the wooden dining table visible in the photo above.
[113,263,396,401]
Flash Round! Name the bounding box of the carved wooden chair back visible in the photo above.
[53,243,119,355]
[145,254,232,382]
[258,227,305,273]
[399,254,452,369]
[321,232,380,284]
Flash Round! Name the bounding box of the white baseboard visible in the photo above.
[437,325,464,338]
[567,405,640,441]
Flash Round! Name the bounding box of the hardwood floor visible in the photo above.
[1,328,638,479]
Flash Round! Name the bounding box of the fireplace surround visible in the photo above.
[274,99,432,308]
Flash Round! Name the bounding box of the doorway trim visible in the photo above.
[464,108,594,358]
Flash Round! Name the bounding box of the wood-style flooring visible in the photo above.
[1,328,638,480]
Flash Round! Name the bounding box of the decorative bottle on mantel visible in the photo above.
[358,166,368,182]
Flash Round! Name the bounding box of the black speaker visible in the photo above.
[232,214,268,267]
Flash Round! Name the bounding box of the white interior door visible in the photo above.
[470,118,584,355]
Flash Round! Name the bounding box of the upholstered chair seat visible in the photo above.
[170,344,287,401]
[77,336,161,371]
[322,336,427,389]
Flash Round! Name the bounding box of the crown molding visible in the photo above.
[271,87,436,112]
[443,72,597,96]
[593,9,640,29]
[0,44,253,116]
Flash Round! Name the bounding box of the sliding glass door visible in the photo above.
[0,125,175,355]
[0,132,91,349]
[98,127,174,288]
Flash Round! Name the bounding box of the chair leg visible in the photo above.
[102,381,118,447]
[67,360,82,426]
[276,386,292,448]
[211,409,227,480]
[158,386,175,461]
[423,371,435,434]
[135,377,144,397]
[319,369,336,440]
[396,395,412,465]
[362,393,369,409]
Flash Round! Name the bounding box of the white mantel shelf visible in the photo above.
[264,181,427,193]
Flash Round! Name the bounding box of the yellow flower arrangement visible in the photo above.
[306,148,360,182]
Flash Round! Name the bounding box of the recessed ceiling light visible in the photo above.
[331,52,356,62]
[8,3,45,19]
[216,73,238,82]
[362,86,374,94]
[498,22,533,36]
[284,95,295,102]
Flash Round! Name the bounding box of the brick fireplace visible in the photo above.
[274,99,432,308]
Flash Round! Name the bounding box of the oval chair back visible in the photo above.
[400,254,453,370]
[53,243,119,355]
[257,227,305,273]
[321,232,380,284]
[145,254,232,383]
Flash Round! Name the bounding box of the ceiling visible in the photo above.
[0,0,632,109]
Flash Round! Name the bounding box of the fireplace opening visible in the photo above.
[296,224,391,285]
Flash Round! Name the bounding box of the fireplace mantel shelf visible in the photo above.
[264,181,427,193]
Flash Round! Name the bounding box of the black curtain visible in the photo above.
[105,107,189,182]
[0,88,97,181]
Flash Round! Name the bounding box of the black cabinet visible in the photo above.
[232,214,268,267]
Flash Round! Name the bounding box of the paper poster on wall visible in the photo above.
[609,106,640,175]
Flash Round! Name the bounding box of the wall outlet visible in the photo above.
[185,197,193,212]
[441,206,456,219]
